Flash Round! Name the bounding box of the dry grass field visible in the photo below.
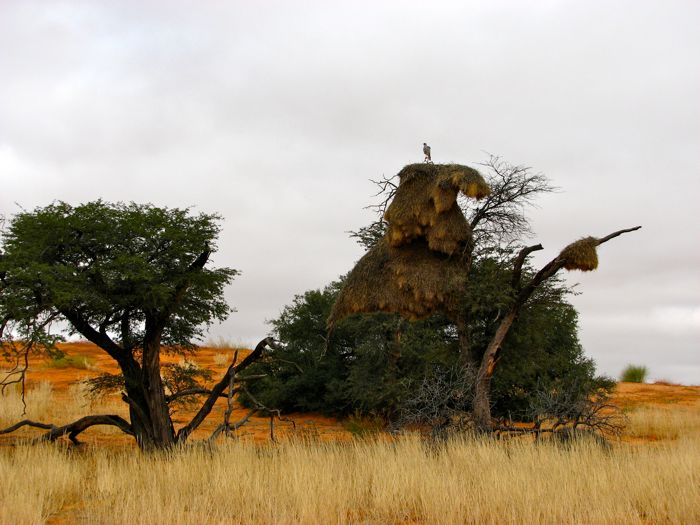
[1,343,699,524]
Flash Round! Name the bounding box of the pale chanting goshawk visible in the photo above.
[423,142,432,162]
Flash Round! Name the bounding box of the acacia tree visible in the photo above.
[0,201,274,449]
[455,157,640,428]
[348,156,639,431]
[469,227,639,429]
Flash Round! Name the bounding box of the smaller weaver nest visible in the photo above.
[559,236,599,271]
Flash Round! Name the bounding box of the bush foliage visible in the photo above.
[244,253,614,421]
[621,365,648,383]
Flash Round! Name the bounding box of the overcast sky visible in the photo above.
[1,1,698,384]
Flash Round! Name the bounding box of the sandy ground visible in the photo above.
[1,342,351,446]
[2,342,698,447]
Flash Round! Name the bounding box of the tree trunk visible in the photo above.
[470,226,641,431]
[454,314,478,366]
[472,309,517,431]
[120,361,156,449]
[118,331,175,450]
[140,330,176,448]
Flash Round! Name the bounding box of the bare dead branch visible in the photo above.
[43,415,134,445]
[511,243,543,290]
[165,387,237,403]
[208,408,257,443]
[473,225,642,431]
[468,154,557,246]
[236,374,268,381]
[270,357,304,374]
[0,419,56,435]
[495,386,626,444]
[1,340,31,413]
[395,362,476,439]
[240,384,295,442]
[223,350,239,436]
[366,174,399,216]
[597,226,642,245]
[1,415,133,445]
[176,337,274,443]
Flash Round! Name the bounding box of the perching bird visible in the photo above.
[423,142,432,163]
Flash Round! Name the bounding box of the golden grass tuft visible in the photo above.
[2,429,700,524]
[626,405,700,441]
[2,365,700,524]
[328,238,468,326]
[0,380,54,423]
[559,236,599,271]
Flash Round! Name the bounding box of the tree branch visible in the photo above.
[473,225,641,431]
[208,408,257,443]
[223,350,239,436]
[157,248,211,329]
[1,415,133,445]
[597,226,642,245]
[60,309,126,362]
[165,387,238,403]
[176,337,274,443]
[239,384,295,442]
[511,243,543,290]
[44,415,133,445]
[0,419,55,434]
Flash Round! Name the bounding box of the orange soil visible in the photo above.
[1,342,352,447]
[2,342,698,448]
[613,381,699,409]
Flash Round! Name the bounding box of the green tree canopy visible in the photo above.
[0,200,269,449]
[1,201,234,350]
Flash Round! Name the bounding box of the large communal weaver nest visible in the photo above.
[384,164,491,255]
[328,238,469,325]
[329,164,490,327]
[558,236,599,271]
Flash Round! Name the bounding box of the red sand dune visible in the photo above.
[2,342,698,447]
[2,342,352,446]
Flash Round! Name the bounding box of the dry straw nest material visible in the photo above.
[559,236,599,271]
[329,163,490,327]
[384,164,490,256]
[328,238,469,326]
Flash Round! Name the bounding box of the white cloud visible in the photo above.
[652,306,700,333]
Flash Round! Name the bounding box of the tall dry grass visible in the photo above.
[626,404,700,441]
[1,385,699,524]
[205,336,250,351]
[0,374,127,442]
[0,380,54,423]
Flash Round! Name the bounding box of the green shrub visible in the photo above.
[244,261,614,422]
[621,365,648,383]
